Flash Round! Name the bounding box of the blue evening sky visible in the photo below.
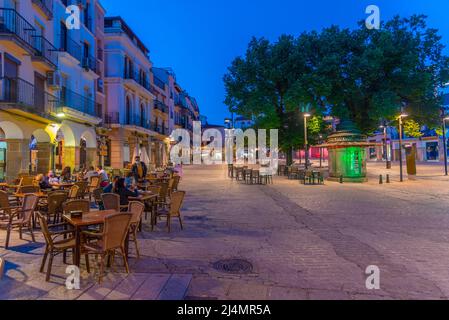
[103,0,449,125]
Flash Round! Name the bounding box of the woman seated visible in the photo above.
[125,172,135,189]
[114,178,139,206]
[60,166,72,182]
[47,170,60,185]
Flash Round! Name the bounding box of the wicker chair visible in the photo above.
[37,212,77,282]
[155,183,169,209]
[81,213,132,283]
[63,200,90,215]
[101,193,120,211]
[0,194,39,248]
[172,175,181,192]
[75,181,89,199]
[127,201,145,258]
[88,176,101,201]
[68,185,80,200]
[153,191,185,232]
[41,192,68,224]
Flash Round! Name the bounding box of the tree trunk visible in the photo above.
[286,146,294,166]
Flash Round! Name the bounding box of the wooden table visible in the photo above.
[14,192,48,198]
[63,210,123,267]
[52,183,75,190]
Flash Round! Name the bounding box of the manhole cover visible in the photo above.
[212,259,253,274]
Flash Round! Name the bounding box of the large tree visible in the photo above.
[224,15,449,164]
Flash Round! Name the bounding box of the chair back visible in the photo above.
[157,182,169,202]
[172,175,181,191]
[20,176,34,186]
[89,176,100,190]
[22,194,39,223]
[0,190,9,209]
[93,188,103,203]
[146,185,161,195]
[68,185,79,199]
[36,212,54,247]
[101,193,120,211]
[47,192,68,215]
[75,181,89,198]
[63,200,90,214]
[102,213,132,251]
[19,185,40,194]
[169,191,185,217]
[128,201,145,225]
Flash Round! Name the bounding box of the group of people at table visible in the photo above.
[30,156,166,206]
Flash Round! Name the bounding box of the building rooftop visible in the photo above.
[104,16,150,57]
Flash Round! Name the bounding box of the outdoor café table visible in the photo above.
[14,192,48,199]
[63,209,128,267]
[52,182,75,190]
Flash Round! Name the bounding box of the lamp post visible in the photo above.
[304,113,311,169]
[319,134,323,168]
[443,116,449,176]
[379,124,392,169]
[398,114,408,182]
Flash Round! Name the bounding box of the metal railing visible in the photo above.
[59,34,82,62]
[0,8,36,49]
[0,77,57,115]
[154,100,168,113]
[33,35,58,67]
[153,76,166,90]
[31,0,53,18]
[82,55,97,73]
[59,86,98,117]
[124,70,151,92]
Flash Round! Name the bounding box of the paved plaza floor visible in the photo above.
[2,162,449,300]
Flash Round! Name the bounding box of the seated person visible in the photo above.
[36,174,52,190]
[60,166,72,182]
[103,176,120,193]
[47,170,59,185]
[114,178,139,206]
[125,172,135,189]
[85,166,99,182]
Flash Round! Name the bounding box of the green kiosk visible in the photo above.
[321,121,378,183]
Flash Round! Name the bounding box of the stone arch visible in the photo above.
[80,129,97,148]
[31,128,51,143]
[0,121,24,140]
[80,129,98,168]
[58,123,76,147]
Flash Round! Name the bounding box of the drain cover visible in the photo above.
[213,259,253,274]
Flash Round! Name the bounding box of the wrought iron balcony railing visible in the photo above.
[32,0,53,19]
[0,77,57,115]
[154,100,168,113]
[59,86,98,118]
[82,55,97,73]
[59,33,82,62]
[33,35,58,67]
[0,8,37,50]
[124,70,151,92]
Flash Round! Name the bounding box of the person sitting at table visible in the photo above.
[60,167,72,182]
[131,156,147,182]
[85,166,99,182]
[47,170,59,185]
[97,165,109,188]
[114,178,139,206]
[125,171,135,188]
[36,174,52,190]
[103,176,119,193]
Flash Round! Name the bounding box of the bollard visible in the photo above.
[340,175,343,184]
[379,175,383,184]
[0,257,4,280]
[386,174,390,184]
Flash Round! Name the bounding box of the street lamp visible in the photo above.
[443,116,449,176]
[398,113,408,182]
[379,123,392,169]
[304,113,311,169]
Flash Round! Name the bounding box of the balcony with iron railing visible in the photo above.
[32,35,58,68]
[124,70,151,92]
[59,34,82,62]
[59,87,99,118]
[0,77,58,118]
[32,0,53,20]
[154,100,168,113]
[153,76,166,91]
[82,55,97,73]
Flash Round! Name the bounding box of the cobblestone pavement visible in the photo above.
[2,162,449,300]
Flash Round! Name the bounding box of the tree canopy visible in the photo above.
[223,15,449,162]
